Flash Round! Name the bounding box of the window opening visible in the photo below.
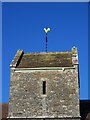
[43,81,46,94]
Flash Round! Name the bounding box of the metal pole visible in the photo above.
[44,28,50,52]
[46,33,48,52]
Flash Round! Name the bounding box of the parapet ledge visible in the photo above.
[72,46,79,65]
[10,49,24,68]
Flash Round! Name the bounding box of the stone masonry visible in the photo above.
[8,47,81,120]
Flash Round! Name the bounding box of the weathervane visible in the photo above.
[44,28,50,52]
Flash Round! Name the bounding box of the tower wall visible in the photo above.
[8,67,80,119]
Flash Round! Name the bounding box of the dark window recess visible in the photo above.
[43,81,46,94]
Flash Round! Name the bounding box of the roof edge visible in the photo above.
[10,49,24,68]
[24,51,72,55]
[14,67,75,72]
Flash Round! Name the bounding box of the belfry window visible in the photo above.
[43,81,46,94]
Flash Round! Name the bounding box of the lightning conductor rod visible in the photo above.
[44,28,51,52]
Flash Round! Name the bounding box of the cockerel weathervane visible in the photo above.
[44,28,51,52]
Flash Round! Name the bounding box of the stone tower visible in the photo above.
[8,47,81,120]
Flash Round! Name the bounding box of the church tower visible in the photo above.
[8,47,81,120]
